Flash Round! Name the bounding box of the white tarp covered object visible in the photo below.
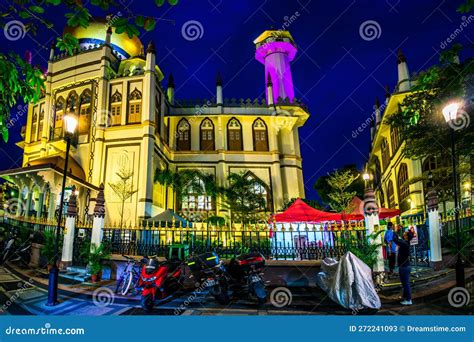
[316,251,381,311]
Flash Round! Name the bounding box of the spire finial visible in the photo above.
[385,85,390,98]
[146,41,155,54]
[216,72,222,86]
[375,97,380,108]
[266,73,272,86]
[397,48,406,64]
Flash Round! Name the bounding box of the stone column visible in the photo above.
[60,186,77,269]
[427,188,442,270]
[25,191,33,217]
[364,187,384,274]
[36,192,45,219]
[91,184,106,248]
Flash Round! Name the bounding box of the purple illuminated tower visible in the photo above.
[254,30,298,104]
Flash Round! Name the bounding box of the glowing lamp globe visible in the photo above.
[442,102,461,123]
[362,172,370,181]
[63,114,78,135]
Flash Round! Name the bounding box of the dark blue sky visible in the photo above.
[0,0,472,200]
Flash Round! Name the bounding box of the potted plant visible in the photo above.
[88,243,111,282]
[41,230,59,271]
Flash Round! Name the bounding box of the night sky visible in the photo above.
[0,0,472,201]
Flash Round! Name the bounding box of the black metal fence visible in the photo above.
[102,224,368,260]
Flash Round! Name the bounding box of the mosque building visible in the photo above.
[0,22,310,224]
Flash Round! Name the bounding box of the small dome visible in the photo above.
[64,20,143,59]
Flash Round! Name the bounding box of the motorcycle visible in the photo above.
[1,232,32,266]
[186,252,230,305]
[228,252,267,305]
[138,255,183,312]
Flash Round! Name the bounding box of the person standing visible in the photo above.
[393,224,414,305]
[384,222,397,275]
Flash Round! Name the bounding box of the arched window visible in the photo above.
[245,172,271,211]
[200,118,215,151]
[30,110,38,142]
[381,138,390,171]
[387,180,395,208]
[378,189,385,208]
[176,119,191,151]
[181,175,213,212]
[53,96,65,139]
[398,163,409,201]
[38,109,44,141]
[128,88,142,124]
[110,90,122,126]
[391,127,400,154]
[253,118,268,151]
[79,89,91,134]
[373,157,382,187]
[227,118,242,151]
[66,91,78,112]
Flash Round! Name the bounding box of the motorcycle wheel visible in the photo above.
[141,294,154,312]
[252,282,267,305]
[212,283,230,305]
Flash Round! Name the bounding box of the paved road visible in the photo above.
[0,267,470,316]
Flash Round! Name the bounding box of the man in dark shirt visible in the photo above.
[392,225,414,305]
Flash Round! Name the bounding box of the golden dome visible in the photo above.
[64,20,143,59]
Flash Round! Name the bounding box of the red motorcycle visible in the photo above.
[138,256,183,312]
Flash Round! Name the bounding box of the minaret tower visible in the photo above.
[254,30,297,104]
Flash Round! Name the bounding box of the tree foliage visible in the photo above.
[314,165,364,210]
[108,166,138,228]
[326,169,360,213]
[0,0,179,142]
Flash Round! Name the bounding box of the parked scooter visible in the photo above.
[228,252,267,305]
[138,255,183,312]
[1,231,32,266]
[186,252,231,304]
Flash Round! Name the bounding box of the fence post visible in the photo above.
[91,183,105,248]
[60,186,77,269]
[427,189,442,270]
[364,187,384,274]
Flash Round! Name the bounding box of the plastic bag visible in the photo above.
[316,251,381,311]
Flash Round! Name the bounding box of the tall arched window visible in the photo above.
[227,118,242,151]
[391,127,400,154]
[245,172,270,211]
[181,175,213,212]
[128,88,142,124]
[110,90,122,126]
[387,180,395,208]
[176,119,191,151]
[253,118,268,151]
[378,189,385,208]
[200,118,215,151]
[30,110,38,142]
[53,96,65,139]
[373,157,382,187]
[38,109,44,141]
[381,138,390,171]
[398,163,409,201]
[79,89,92,134]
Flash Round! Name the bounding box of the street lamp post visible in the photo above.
[46,110,78,306]
[442,102,465,288]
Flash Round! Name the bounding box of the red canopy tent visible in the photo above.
[341,196,400,220]
[273,198,342,223]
